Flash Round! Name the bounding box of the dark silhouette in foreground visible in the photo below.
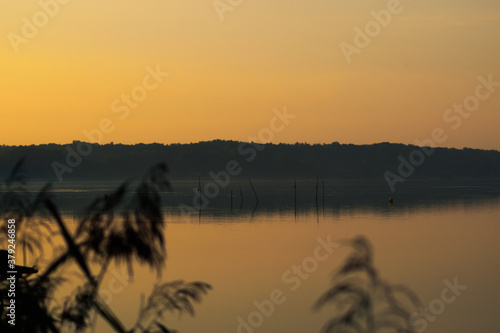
[0,249,38,278]
[0,159,211,332]
[315,236,423,333]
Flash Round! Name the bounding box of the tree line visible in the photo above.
[1,140,499,181]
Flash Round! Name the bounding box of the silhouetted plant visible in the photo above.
[0,158,54,267]
[315,236,422,333]
[131,280,212,332]
[1,160,211,332]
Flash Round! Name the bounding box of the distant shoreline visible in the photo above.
[1,141,500,185]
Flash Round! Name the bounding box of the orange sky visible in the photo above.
[1,0,499,149]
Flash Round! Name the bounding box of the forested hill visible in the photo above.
[0,140,500,182]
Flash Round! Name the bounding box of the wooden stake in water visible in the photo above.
[315,176,319,207]
[198,176,201,218]
[294,179,297,219]
[249,179,259,205]
[315,176,319,219]
[322,180,325,214]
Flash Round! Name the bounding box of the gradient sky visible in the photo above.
[1,0,499,149]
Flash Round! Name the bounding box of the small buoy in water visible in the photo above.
[388,197,394,205]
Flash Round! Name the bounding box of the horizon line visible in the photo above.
[2,139,499,152]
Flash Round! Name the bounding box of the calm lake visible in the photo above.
[24,179,500,332]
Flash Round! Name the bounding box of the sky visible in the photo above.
[1,0,499,149]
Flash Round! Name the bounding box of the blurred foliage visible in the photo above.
[315,235,423,333]
[0,160,211,332]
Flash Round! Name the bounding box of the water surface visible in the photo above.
[23,179,500,333]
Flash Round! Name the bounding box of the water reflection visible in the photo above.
[31,178,500,219]
[3,174,500,333]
